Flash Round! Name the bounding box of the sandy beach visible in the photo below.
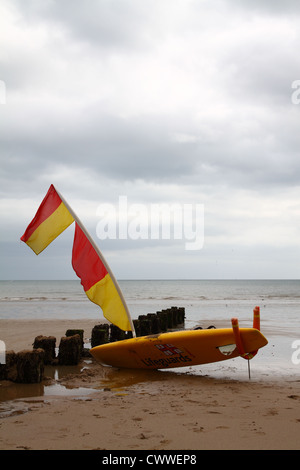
[0,319,300,451]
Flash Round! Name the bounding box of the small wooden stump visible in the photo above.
[178,307,185,324]
[33,335,56,364]
[133,320,141,337]
[147,313,161,334]
[110,324,126,342]
[58,335,81,365]
[138,315,152,336]
[65,329,84,352]
[15,349,45,383]
[0,350,17,381]
[91,324,109,347]
[157,311,168,331]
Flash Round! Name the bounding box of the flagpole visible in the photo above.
[54,186,136,337]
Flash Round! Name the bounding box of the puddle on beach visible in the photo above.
[0,362,97,418]
[0,364,81,398]
[0,361,175,418]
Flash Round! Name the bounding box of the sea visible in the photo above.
[1,279,300,381]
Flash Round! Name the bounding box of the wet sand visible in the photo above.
[0,319,300,450]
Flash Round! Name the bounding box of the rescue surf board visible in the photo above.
[90,326,268,370]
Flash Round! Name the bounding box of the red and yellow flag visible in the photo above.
[20,184,74,254]
[21,185,133,333]
[72,222,131,332]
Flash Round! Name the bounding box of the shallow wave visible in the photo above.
[0,296,84,302]
[264,294,300,299]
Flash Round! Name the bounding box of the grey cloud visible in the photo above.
[11,0,165,51]
[2,101,300,201]
[224,0,300,14]
[1,113,199,186]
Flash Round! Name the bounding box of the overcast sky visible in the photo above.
[1,0,300,280]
